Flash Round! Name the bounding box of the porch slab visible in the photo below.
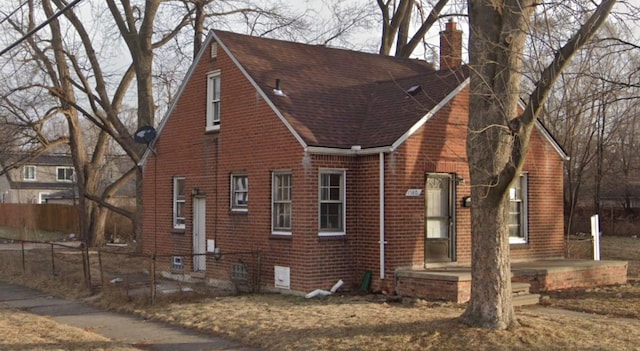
[395,259,628,303]
[511,259,628,292]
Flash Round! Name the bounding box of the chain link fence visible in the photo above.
[0,236,261,304]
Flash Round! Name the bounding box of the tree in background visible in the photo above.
[535,20,640,235]
[377,0,455,58]
[0,0,365,246]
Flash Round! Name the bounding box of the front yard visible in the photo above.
[97,236,640,351]
[1,235,639,351]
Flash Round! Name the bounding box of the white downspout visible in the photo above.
[379,152,385,279]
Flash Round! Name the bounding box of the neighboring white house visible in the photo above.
[0,154,77,204]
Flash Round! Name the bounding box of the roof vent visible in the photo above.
[210,42,218,58]
[273,79,286,97]
[406,85,422,96]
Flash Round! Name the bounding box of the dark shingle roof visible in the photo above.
[214,31,468,149]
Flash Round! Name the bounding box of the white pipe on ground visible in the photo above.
[305,279,344,299]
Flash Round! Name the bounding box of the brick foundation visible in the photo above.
[511,260,628,292]
[395,260,628,303]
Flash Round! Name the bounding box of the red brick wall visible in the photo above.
[396,276,471,302]
[143,40,364,293]
[143,38,567,295]
[512,262,628,292]
[353,86,566,292]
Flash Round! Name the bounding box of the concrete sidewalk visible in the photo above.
[0,280,263,351]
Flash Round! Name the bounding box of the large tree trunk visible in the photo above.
[88,205,109,247]
[461,0,537,329]
[462,0,616,329]
[461,194,515,328]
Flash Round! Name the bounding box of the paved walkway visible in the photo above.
[0,280,263,351]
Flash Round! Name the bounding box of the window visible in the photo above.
[206,71,221,131]
[23,165,36,180]
[272,172,292,233]
[173,177,186,229]
[508,173,528,244]
[56,167,74,182]
[319,170,345,235]
[231,174,248,211]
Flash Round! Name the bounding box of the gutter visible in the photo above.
[379,152,386,280]
[305,145,393,156]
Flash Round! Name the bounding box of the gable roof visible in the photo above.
[2,153,73,167]
[145,30,567,163]
[213,30,471,150]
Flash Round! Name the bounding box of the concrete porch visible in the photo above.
[395,259,628,304]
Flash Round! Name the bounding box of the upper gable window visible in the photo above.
[206,71,221,131]
[23,165,36,181]
[56,167,74,182]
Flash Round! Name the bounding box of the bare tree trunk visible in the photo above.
[42,0,90,244]
[88,205,109,246]
[193,0,206,58]
[462,0,615,329]
[461,195,515,328]
[594,90,606,215]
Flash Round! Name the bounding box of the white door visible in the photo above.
[192,197,206,272]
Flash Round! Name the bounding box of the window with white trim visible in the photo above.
[206,71,221,131]
[508,173,528,244]
[272,172,291,233]
[23,165,36,180]
[231,174,248,211]
[56,167,74,182]
[319,170,345,235]
[173,177,186,229]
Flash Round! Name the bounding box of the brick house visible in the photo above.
[141,23,574,297]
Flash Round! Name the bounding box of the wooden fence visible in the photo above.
[0,204,133,239]
[0,204,79,233]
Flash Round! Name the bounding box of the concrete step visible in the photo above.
[513,293,541,307]
[512,282,531,296]
[511,281,539,306]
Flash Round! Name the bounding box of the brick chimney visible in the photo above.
[440,19,462,70]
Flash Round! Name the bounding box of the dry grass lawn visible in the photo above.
[1,235,640,351]
[110,292,640,351]
[0,308,139,351]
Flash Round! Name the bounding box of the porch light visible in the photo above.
[213,247,222,260]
